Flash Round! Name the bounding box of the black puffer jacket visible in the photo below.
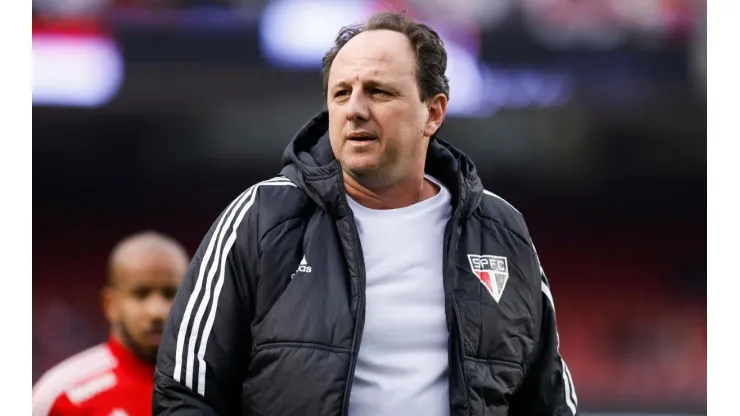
[153,111,578,416]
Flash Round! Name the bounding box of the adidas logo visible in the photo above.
[291,256,312,279]
[297,256,312,273]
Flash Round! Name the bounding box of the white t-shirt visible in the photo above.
[347,175,452,416]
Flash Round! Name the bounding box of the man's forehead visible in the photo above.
[111,252,186,288]
[331,30,416,79]
[114,268,182,291]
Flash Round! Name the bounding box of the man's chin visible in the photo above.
[346,166,376,178]
[117,324,160,365]
[342,158,381,178]
[139,346,159,365]
[129,341,159,365]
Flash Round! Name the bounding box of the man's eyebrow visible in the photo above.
[329,80,350,90]
[329,79,398,91]
[364,79,397,90]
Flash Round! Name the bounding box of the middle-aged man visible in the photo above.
[154,11,578,416]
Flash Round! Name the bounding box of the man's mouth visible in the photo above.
[146,330,163,344]
[145,327,164,343]
[347,132,377,141]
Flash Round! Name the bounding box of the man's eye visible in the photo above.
[334,90,349,98]
[370,88,387,96]
[133,288,150,299]
[162,287,178,300]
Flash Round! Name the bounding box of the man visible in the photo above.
[154,12,578,416]
[33,231,189,416]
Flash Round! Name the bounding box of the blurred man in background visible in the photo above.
[154,11,576,416]
[32,231,189,416]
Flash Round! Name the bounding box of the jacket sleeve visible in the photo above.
[510,251,579,416]
[153,187,261,415]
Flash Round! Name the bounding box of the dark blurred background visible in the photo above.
[32,0,707,414]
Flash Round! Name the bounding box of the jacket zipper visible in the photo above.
[339,170,467,415]
[339,173,367,416]
[447,218,471,415]
[447,171,471,415]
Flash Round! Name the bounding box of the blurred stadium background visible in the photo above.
[32,0,706,414]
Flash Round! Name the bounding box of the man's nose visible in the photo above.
[345,90,370,122]
[146,295,171,320]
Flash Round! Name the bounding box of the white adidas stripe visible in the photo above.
[482,189,522,216]
[563,358,578,405]
[183,184,259,389]
[196,179,294,395]
[488,199,576,413]
[174,176,294,394]
[173,187,251,384]
[541,278,577,415]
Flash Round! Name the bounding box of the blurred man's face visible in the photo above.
[104,252,186,364]
[326,29,446,188]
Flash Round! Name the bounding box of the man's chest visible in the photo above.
[349,208,451,413]
[251,210,539,364]
[359,223,448,350]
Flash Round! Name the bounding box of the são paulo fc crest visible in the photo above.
[467,254,509,303]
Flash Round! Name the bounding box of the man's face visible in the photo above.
[326,29,446,187]
[104,253,185,364]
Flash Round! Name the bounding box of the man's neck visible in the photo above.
[344,171,439,210]
[111,328,156,367]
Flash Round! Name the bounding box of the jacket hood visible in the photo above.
[280,111,483,219]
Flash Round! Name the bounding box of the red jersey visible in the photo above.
[32,338,155,416]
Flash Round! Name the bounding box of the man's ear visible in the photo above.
[102,286,117,326]
[424,93,448,138]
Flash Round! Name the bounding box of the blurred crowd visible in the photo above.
[33,0,702,39]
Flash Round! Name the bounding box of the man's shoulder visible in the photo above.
[475,189,531,244]
[32,343,118,415]
[217,176,311,243]
[227,176,307,213]
[250,175,306,203]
